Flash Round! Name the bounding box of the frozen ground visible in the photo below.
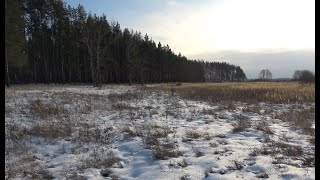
[5,85,315,179]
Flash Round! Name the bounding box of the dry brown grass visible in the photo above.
[275,109,314,136]
[152,141,182,160]
[242,105,261,114]
[6,162,54,179]
[77,123,114,144]
[232,116,251,132]
[133,124,181,160]
[121,124,144,138]
[108,91,144,103]
[255,120,274,135]
[82,150,122,169]
[185,130,202,139]
[143,124,175,148]
[111,102,138,111]
[302,156,315,167]
[145,82,314,104]
[201,108,216,115]
[29,118,73,140]
[5,141,54,179]
[227,161,245,170]
[29,99,68,118]
[5,123,30,165]
[5,123,29,141]
[256,140,305,159]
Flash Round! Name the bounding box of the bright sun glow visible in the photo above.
[135,0,314,56]
[207,0,315,52]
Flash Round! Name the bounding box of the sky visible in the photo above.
[65,0,315,79]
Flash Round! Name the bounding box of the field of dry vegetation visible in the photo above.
[146,82,315,104]
[5,82,315,179]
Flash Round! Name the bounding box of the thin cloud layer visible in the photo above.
[189,49,315,79]
[127,0,315,78]
[130,0,314,56]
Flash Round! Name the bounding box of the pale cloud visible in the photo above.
[129,0,314,56]
[167,0,177,7]
[125,0,314,78]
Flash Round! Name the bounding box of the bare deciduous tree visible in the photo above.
[82,14,120,88]
[293,70,314,83]
[258,69,272,80]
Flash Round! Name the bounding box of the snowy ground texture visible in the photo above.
[5,84,315,179]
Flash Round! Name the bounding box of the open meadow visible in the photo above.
[5,82,315,179]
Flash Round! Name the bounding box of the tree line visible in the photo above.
[5,0,247,87]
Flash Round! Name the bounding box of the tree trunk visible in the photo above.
[68,56,71,83]
[60,32,65,84]
[34,53,37,84]
[5,55,10,87]
[61,59,65,84]
[96,56,101,88]
[140,69,144,86]
[128,69,132,86]
[89,54,96,86]
[78,49,81,82]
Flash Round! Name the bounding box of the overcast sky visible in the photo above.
[66,0,315,79]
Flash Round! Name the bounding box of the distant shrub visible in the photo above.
[293,70,315,83]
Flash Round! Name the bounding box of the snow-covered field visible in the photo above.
[5,85,315,179]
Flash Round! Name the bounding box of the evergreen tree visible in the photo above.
[5,0,27,87]
[8,0,247,86]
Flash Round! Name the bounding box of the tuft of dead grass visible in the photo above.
[152,142,182,160]
[185,130,202,139]
[29,118,73,140]
[227,160,245,170]
[258,141,304,158]
[302,156,315,167]
[77,123,115,144]
[201,108,216,115]
[255,121,274,135]
[6,159,54,180]
[28,99,68,118]
[82,150,122,169]
[232,117,251,132]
